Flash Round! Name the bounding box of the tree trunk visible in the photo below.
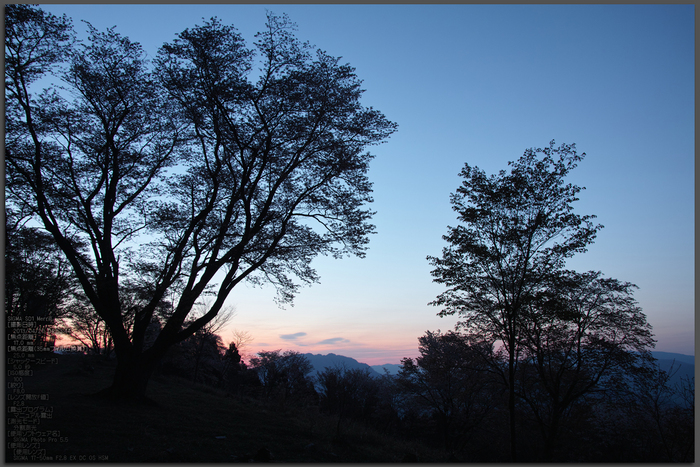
[96,350,157,403]
[440,412,452,452]
[542,409,560,462]
[508,342,518,462]
[192,335,206,385]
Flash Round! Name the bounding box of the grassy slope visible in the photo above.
[14,354,447,463]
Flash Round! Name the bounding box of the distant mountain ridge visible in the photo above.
[302,353,382,378]
[301,353,404,377]
[652,351,694,365]
[303,352,694,381]
[371,363,402,375]
[651,352,694,393]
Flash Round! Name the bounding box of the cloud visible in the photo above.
[317,337,351,345]
[280,332,307,340]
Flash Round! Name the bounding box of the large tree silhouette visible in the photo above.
[427,141,601,460]
[5,5,396,400]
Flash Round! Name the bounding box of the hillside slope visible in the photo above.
[14,354,447,462]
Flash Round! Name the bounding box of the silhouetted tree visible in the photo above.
[580,362,693,462]
[515,270,655,461]
[55,294,112,356]
[5,4,396,400]
[316,365,381,438]
[397,330,497,453]
[219,342,246,391]
[428,141,602,460]
[626,362,695,462]
[55,282,171,358]
[250,350,316,406]
[185,304,235,384]
[185,330,225,385]
[229,329,254,360]
[4,208,75,351]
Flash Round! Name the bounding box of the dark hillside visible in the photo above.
[10,354,448,462]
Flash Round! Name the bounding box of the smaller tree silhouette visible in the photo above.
[628,362,694,462]
[186,305,235,385]
[397,330,497,452]
[515,270,655,461]
[55,295,112,356]
[5,209,75,352]
[316,365,381,438]
[249,350,316,407]
[219,342,244,390]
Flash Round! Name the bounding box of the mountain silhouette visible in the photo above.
[371,363,402,375]
[652,352,694,393]
[302,353,382,378]
[652,351,694,365]
[304,351,694,388]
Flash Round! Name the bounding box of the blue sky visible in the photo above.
[38,4,694,364]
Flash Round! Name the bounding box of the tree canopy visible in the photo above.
[427,141,635,460]
[5,5,396,399]
[397,330,496,452]
[429,141,602,339]
[516,269,655,460]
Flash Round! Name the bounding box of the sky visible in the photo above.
[37,4,695,365]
